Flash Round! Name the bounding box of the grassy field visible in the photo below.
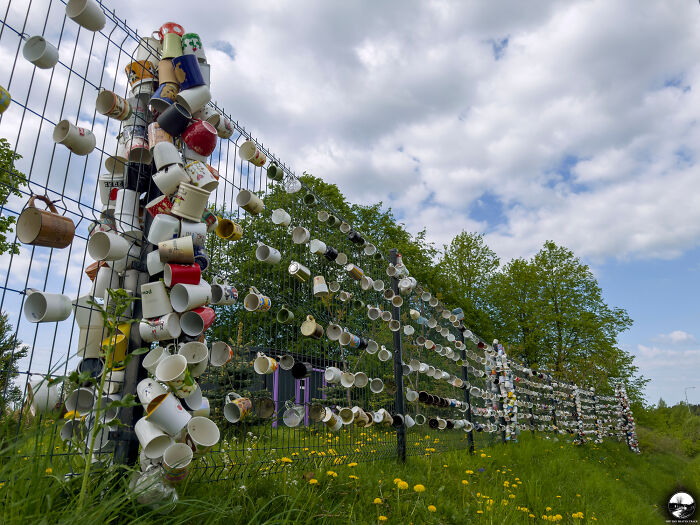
[0,424,697,524]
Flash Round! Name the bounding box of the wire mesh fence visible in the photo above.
[0,0,638,486]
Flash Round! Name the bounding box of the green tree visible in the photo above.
[0,137,28,255]
[487,258,542,364]
[0,313,26,410]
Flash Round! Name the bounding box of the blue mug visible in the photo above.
[173,55,204,91]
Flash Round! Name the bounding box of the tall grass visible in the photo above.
[0,424,695,524]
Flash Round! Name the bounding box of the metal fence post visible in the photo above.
[457,328,475,454]
[389,249,406,462]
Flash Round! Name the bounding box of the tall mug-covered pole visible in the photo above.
[112,181,153,467]
[457,327,475,454]
[389,249,406,462]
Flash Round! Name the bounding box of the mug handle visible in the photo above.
[26,195,59,215]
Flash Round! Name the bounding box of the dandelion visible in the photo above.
[373,498,382,504]
[45,468,52,475]
[326,470,338,477]
[348,462,358,467]
[413,484,425,493]
[480,453,486,458]
[393,478,402,485]
[509,494,516,499]
[427,505,437,512]
[443,464,448,468]
[378,517,388,522]
[477,510,483,514]
[280,457,293,463]
[397,481,408,490]
[462,480,469,485]
[529,514,535,518]
[546,507,552,511]
[349,475,359,480]
[308,479,318,485]
[465,470,474,474]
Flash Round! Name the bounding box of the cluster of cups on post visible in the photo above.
[15,15,246,491]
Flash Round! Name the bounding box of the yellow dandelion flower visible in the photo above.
[348,462,358,467]
[397,481,408,490]
[378,517,388,522]
[462,480,469,485]
[349,475,359,480]
[546,507,552,511]
[480,453,486,458]
[308,479,318,485]
[477,510,483,514]
[427,505,436,512]
[443,464,448,468]
[413,484,425,493]
[576,494,581,497]
[393,478,402,484]
[529,514,535,518]
[280,457,293,463]
[373,498,382,504]
[45,468,52,474]
[509,494,515,499]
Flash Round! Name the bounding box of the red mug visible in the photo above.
[153,22,185,40]
[164,263,201,287]
[192,306,215,331]
[181,306,215,335]
[146,195,174,217]
[182,119,217,156]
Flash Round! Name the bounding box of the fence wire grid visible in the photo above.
[0,0,637,485]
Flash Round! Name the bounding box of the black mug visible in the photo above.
[157,102,192,136]
[347,230,364,244]
[291,361,312,380]
[324,246,338,261]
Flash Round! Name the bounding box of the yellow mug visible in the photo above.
[215,218,243,241]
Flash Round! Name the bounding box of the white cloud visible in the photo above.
[653,330,696,345]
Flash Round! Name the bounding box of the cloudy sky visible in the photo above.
[2,0,699,405]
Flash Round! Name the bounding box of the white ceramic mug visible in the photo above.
[139,313,182,342]
[137,377,167,406]
[378,347,392,362]
[153,142,183,170]
[340,372,355,388]
[210,341,233,367]
[23,36,59,69]
[142,347,171,376]
[147,214,180,245]
[88,231,130,261]
[169,279,211,312]
[308,239,326,255]
[255,243,281,264]
[291,226,310,244]
[64,387,96,416]
[271,209,291,227]
[185,416,219,456]
[325,323,342,341]
[369,378,384,394]
[65,0,106,31]
[52,120,96,155]
[185,161,218,192]
[141,281,173,319]
[179,220,207,247]
[153,164,190,196]
[135,417,174,459]
[28,375,60,414]
[171,183,210,222]
[178,341,209,377]
[324,367,342,384]
[24,291,72,323]
[145,393,191,436]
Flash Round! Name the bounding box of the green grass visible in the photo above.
[0,426,696,524]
